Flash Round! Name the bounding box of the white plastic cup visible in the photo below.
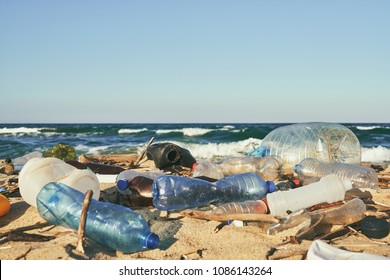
[19,157,100,207]
[266,174,353,216]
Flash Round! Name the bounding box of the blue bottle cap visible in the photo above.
[266,181,276,193]
[145,232,159,249]
[293,164,302,174]
[117,179,129,191]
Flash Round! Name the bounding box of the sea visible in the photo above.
[1,123,390,163]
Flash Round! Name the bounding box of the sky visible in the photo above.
[0,0,389,123]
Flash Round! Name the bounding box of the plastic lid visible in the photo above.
[293,164,302,174]
[360,216,389,239]
[116,179,129,191]
[266,181,276,193]
[192,162,198,171]
[144,232,159,249]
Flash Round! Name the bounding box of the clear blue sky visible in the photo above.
[1,0,389,123]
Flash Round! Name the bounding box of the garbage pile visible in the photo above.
[1,122,389,259]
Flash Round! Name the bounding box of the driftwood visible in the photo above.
[79,154,139,165]
[76,190,93,254]
[180,209,281,223]
[133,137,155,166]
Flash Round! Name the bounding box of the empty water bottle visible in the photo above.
[211,200,268,214]
[116,169,163,196]
[247,122,361,174]
[294,158,379,189]
[152,172,276,211]
[37,182,159,253]
[192,156,282,181]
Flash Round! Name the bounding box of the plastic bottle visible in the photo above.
[266,174,353,217]
[37,182,159,253]
[308,198,366,225]
[294,158,379,190]
[19,157,100,207]
[12,151,43,167]
[247,122,361,174]
[152,172,276,211]
[211,199,268,214]
[192,156,282,181]
[116,169,163,196]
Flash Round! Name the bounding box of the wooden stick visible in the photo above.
[0,221,51,239]
[180,210,281,223]
[133,137,155,166]
[14,246,32,260]
[76,190,93,254]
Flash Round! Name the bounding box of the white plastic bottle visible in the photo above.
[294,158,379,189]
[266,174,353,216]
[19,157,100,207]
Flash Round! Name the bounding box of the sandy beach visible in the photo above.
[0,157,389,261]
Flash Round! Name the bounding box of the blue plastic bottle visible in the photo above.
[36,182,159,253]
[152,172,276,211]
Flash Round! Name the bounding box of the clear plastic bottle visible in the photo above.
[152,172,276,211]
[19,157,100,207]
[211,199,268,214]
[192,156,282,181]
[247,122,361,174]
[294,158,379,189]
[37,182,159,253]
[308,198,366,225]
[266,174,353,216]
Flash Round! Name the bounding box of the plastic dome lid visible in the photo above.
[360,216,389,239]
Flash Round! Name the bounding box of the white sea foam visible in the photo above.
[356,125,382,130]
[156,128,215,136]
[118,128,148,134]
[0,127,42,134]
[361,146,390,163]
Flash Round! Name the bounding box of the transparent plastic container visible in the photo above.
[266,174,353,216]
[192,156,282,181]
[211,200,268,214]
[152,172,276,211]
[116,169,163,196]
[19,157,100,207]
[294,158,379,190]
[37,182,159,253]
[247,122,361,174]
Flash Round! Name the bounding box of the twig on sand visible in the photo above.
[76,190,93,254]
[15,246,32,260]
[133,137,155,167]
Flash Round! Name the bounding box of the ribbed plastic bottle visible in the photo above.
[192,156,282,181]
[294,158,379,190]
[19,157,100,207]
[116,169,163,196]
[266,174,353,216]
[211,200,268,214]
[247,122,361,174]
[152,172,276,211]
[37,182,159,253]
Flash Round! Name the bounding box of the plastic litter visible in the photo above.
[37,182,159,253]
[211,200,268,214]
[360,216,390,239]
[146,142,196,170]
[0,194,10,217]
[152,172,276,211]
[247,122,361,174]
[294,158,379,190]
[19,157,100,207]
[306,239,390,260]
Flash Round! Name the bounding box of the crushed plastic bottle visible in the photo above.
[192,156,282,181]
[152,172,276,211]
[247,122,361,174]
[294,158,379,190]
[37,182,159,253]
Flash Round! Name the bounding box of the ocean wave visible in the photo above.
[0,127,43,134]
[156,128,215,137]
[356,125,383,131]
[361,146,390,163]
[118,128,148,134]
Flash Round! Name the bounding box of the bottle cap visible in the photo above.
[117,179,129,191]
[144,232,159,249]
[360,216,389,239]
[266,181,276,193]
[293,163,302,174]
[192,162,199,171]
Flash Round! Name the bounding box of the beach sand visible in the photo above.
[0,161,390,261]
